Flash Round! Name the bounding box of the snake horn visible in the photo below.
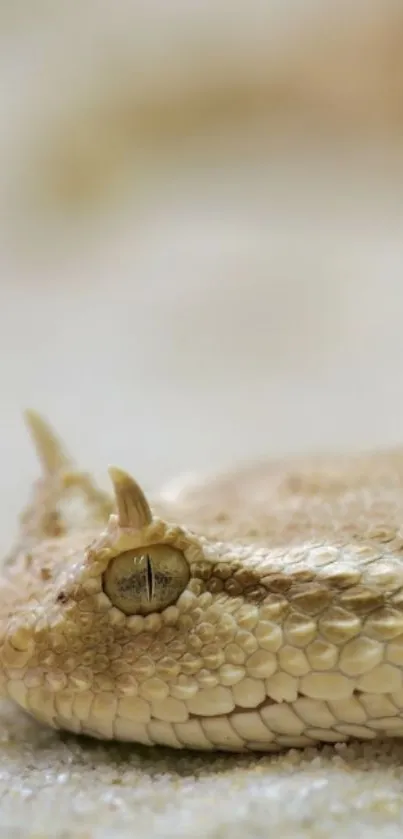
[108,467,152,529]
[24,410,72,475]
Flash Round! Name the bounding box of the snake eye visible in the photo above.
[103,544,190,615]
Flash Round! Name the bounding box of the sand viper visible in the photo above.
[2,411,403,752]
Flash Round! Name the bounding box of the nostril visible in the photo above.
[56,591,69,604]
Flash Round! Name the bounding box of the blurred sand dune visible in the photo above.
[1,1,403,229]
[1,2,403,506]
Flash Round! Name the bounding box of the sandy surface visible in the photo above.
[2,700,403,839]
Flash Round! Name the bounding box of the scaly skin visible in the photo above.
[3,413,403,752]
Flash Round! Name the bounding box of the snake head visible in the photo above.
[0,455,235,747]
[6,412,403,752]
[0,413,285,752]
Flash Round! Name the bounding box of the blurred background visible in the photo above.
[1,1,403,549]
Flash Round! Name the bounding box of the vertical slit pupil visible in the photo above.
[145,554,154,601]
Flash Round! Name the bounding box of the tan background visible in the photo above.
[1,2,403,836]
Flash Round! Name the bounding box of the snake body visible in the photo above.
[3,413,403,752]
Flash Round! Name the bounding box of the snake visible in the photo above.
[2,411,403,753]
